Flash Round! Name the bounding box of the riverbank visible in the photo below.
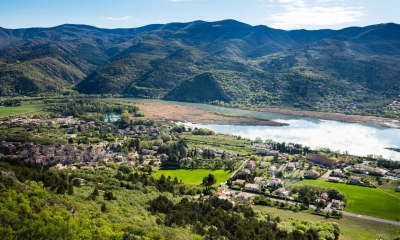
[259,107,400,128]
[135,102,288,126]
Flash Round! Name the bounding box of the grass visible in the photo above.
[182,133,253,155]
[295,180,400,221]
[0,104,49,117]
[253,206,400,240]
[152,169,232,186]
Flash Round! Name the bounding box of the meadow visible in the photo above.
[295,180,400,221]
[181,133,253,155]
[0,104,49,117]
[253,206,400,240]
[152,169,232,186]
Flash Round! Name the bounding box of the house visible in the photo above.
[244,183,260,192]
[331,199,345,209]
[285,162,296,171]
[307,153,338,167]
[268,166,277,174]
[232,179,245,186]
[254,177,264,184]
[235,192,253,202]
[53,163,66,170]
[67,165,77,171]
[153,160,162,166]
[246,160,255,170]
[273,187,288,196]
[349,176,363,185]
[136,165,145,171]
[332,169,346,178]
[267,178,283,187]
[86,162,98,168]
[320,192,329,201]
[287,143,295,149]
[328,177,341,183]
[240,169,251,175]
[179,157,192,164]
[306,170,319,178]
[259,161,269,169]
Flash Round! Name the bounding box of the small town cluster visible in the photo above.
[2,112,400,216]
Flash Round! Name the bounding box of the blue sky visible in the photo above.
[0,0,399,30]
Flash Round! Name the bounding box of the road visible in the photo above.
[230,160,247,178]
[340,211,400,226]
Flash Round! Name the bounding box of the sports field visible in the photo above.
[295,180,400,221]
[0,104,49,117]
[152,169,232,186]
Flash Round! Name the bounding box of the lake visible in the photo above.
[129,98,400,160]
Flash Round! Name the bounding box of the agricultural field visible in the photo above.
[152,169,232,186]
[295,180,400,221]
[181,133,253,155]
[0,104,49,117]
[253,206,400,240]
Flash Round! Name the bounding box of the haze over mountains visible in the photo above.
[1,20,400,109]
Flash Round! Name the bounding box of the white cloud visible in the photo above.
[269,0,364,29]
[101,16,133,21]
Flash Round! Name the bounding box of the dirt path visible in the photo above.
[135,102,288,126]
[320,170,332,179]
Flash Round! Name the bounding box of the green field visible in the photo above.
[253,206,400,240]
[181,134,253,155]
[295,180,400,221]
[152,169,232,186]
[0,104,49,117]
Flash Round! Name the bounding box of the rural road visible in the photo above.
[340,211,400,226]
[230,160,247,178]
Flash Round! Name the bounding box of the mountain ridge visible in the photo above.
[1,20,400,116]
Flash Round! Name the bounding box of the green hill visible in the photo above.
[1,20,400,115]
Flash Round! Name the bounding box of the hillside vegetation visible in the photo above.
[1,21,400,116]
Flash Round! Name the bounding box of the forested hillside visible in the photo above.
[1,20,400,115]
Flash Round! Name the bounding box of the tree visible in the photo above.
[316,200,325,211]
[303,196,310,209]
[101,203,107,213]
[325,211,331,219]
[72,178,81,187]
[202,174,216,186]
[67,184,74,195]
[56,185,66,194]
[254,137,263,143]
[207,226,219,240]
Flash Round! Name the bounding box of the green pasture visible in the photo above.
[295,180,400,221]
[253,206,400,240]
[182,133,253,155]
[0,104,49,117]
[152,169,232,186]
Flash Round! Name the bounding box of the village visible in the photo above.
[2,113,400,219]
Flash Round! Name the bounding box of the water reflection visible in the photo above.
[185,119,400,160]
[124,98,400,160]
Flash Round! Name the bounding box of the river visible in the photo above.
[128,98,400,160]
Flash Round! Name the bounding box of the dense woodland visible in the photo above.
[0,156,342,239]
[1,21,400,117]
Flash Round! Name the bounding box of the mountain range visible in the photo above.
[1,20,400,112]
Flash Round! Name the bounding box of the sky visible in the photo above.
[0,0,399,30]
